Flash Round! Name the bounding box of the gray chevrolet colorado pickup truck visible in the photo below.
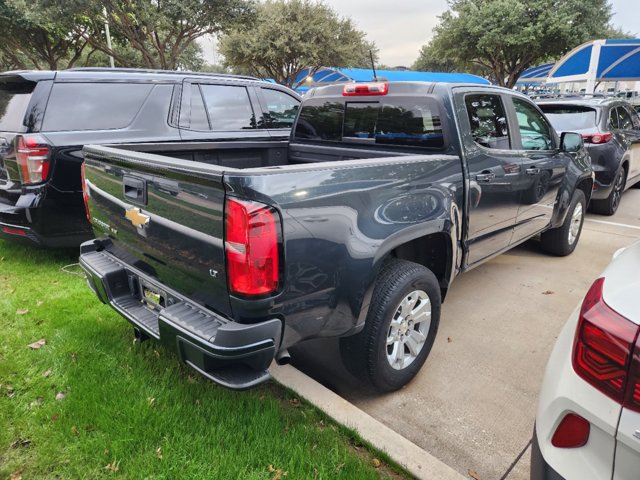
[79,81,593,392]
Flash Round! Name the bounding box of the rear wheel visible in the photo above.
[339,259,441,392]
[590,167,625,216]
[540,189,586,256]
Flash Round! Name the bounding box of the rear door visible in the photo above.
[178,80,272,143]
[454,90,523,265]
[508,96,566,242]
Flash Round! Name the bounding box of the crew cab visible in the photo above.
[0,68,300,247]
[79,82,594,391]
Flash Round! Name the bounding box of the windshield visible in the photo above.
[538,105,598,132]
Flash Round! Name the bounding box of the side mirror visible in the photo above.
[560,132,583,153]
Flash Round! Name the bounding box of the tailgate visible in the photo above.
[82,145,231,316]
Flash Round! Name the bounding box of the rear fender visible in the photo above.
[351,200,461,334]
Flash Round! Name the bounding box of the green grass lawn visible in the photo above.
[0,239,407,479]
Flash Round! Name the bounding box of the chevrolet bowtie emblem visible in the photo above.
[125,207,150,228]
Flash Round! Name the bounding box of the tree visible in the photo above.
[421,0,612,88]
[48,0,255,70]
[218,0,377,87]
[0,0,91,70]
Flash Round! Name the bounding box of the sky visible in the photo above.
[200,0,640,68]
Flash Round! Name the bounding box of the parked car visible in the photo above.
[537,98,640,215]
[79,81,593,392]
[0,68,300,247]
[532,240,640,479]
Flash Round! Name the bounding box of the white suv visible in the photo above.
[532,241,640,479]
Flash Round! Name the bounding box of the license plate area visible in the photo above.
[139,279,166,310]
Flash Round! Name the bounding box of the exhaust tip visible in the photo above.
[275,349,291,365]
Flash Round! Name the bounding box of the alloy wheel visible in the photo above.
[386,289,432,370]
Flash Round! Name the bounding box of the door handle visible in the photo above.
[475,171,495,183]
[526,167,541,176]
[123,175,147,204]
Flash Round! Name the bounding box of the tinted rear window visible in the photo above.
[0,81,35,132]
[199,84,256,130]
[42,83,153,131]
[294,97,444,149]
[538,105,598,132]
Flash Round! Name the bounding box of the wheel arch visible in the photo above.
[350,229,456,336]
[388,232,453,300]
[576,176,594,206]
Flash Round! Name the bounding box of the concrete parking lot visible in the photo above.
[291,189,640,479]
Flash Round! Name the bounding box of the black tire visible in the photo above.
[590,167,626,216]
[540,189,586,256]
[339,259,441,392]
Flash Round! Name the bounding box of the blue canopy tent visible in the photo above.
[291,67,490,93]
[516,62,555,86]
[547,39,640,93]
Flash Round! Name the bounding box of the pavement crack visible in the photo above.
[498,439,532,480]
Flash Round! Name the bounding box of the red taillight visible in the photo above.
[225,197,280,296]
[551,413,590,448]
[343,82,389,96]
[16,134,50,185]
[581,132,613,144]
[80,162,92,224]
[572,278,640,404]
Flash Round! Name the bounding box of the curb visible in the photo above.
[270,364,465,480]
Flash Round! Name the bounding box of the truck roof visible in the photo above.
[304,81,510,99]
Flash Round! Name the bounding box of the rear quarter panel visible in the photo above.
[225,154,464,348]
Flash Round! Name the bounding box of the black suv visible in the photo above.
[0,68,300,247]
[538,97,640,215]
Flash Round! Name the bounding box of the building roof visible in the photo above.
[516,63,556,85]
[548,39,640,83]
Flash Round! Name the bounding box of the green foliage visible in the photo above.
[46,0,255,70]
[420,0,613,87]
[412,40,488,77]
[218,0,377,86]
[199,63,231,74]
[0,0,90,69]
[0,0,253,71]
[603,24,635,39]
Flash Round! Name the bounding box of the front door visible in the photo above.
[508,97,566,242]
[455,91,524,265]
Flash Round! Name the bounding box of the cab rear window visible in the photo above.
[0,81,35,132]
[294,97,444,149]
